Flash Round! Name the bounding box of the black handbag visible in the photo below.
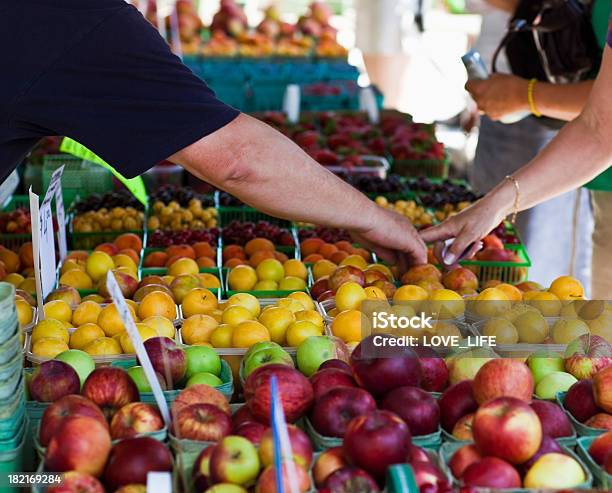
[492,0,601,84]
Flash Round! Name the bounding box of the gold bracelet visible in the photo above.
[527,78,541,118]
[505,175,520,225]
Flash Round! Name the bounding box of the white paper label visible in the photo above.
[360,86,380,124]
[29,189,45,315]
[53,171,67,260]
[147,472,172,493]
[106,272,172,426]
[283,85,301,124]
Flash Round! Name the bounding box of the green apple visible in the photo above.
[535,371,578,400]
[185,345,222,378]
[243,347,293,379]
[209,436,260,486]
[527,350,565,384]
[187,372,224,388]
[296,335,342,376]
[127,365,167,393]
[243,341,282,361]
[55,349,95,387]
[204,484,247,493]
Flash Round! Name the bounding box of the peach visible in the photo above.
[181,314,218,344]
[273,251,288,263]
[181,288,218,317]
[549,276,585,301]
[228,265,258,291]
[72,301,104,327]
[118,248,139,265]
[94,243,119,256]
[300,238,324,257]
[0,247,20,273]
[61,259,86,275]
[245,238,275,257]
[170,274,201,303]
[372,280,397,298]
[193,241,215,259]
[167,244,196,260]
[138,291,176,320]
[197,273,221,289]
[312,260,337,281]
[97,303,136,337]
[222,245,245,262]
[329,250,349,264]
[144,251,168,268]
[113,233,142,253]
[232,320,270,348]
[85,251,115,282]
[303,253,324,263]
[335,282,367,311]
[112,253,138,272]
[496,283,523,302]
[283,259,308,280]
[319,243,338,259]
[4,273,24,287]
[334,241,354,253]
[46,286,81,307]
[224,258,247,269]
[134,284,175,303]
[196,256,215,268]
[168,257,199,277]
[249,250,275,267]
[442,267,478,292]
[19,277,37,296]
[142,316,176,339]
[139,275,167,287]
[66,251,89,262]
[59,270,94,290]
[18,242,34,268]
[339,254,368,270]
[400,264,442,285]
[0,261,7,281]
[353,248,371,261]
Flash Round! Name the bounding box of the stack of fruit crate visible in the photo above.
[0,283,27,474]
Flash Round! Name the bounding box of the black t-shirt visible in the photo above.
[0,0,239,182]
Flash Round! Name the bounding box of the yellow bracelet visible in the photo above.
[527,78,541,118]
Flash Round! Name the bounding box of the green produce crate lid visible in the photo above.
[386,464,419,493]
[577,436,612,489]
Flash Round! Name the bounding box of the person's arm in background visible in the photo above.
[169,113,427,268]
[421,46,612,263]
[466,74,594,121]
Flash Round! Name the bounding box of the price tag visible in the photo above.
[359,86,380,124]
[106,272,171,426]
[0,170,19,208]
[29,189,45,315]
[270,376,300,493]
[146,472,172,493]
[52,169,67,261]
[283,85,301,124]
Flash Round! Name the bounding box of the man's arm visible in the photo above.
[466,74,594,122]
[169,113,427,267]
[423,46,612,263]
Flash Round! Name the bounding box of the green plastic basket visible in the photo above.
[0,330,21,366]
[218,206,292,228]
[42,154,114,206]
[68,213,146,250]
[439,440,593,491]
[557,391,606,437]
[393,155,450,179]
[456,243,531,285]
[577,436,612,489]
[0,403,25,442]
[0,366,22,400]
[0,386,24,421]
[0,422,26,476]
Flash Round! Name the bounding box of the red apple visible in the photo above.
[235,421,268,445]
[98,270,138,299]
[318,359,352,374]
[82,367,139,419]
[232,405,257,430]
[410,461,449,490]
[173,403,232,441]
[588,431,612,464]
[46,471,104,493]
[520,435,564,473]
[103,437,173,490]
[309,387,377,438]
[317,290,335,303]
[530,400,573,438]
[472,359,534,404]
[256,462,311,493]
[45,416,112,477]
[143,337,186,389]
[313,447,347,487]
[585,413,612,430]
[244,364,314,424]
[350,334,421,397]
[110,402,164,440]
[380,386,439,436]
[40,395,107,447]
[439,380,478,432]
[463,457,521,488]
[472,396,542,464]
[172,384,231,416]
[564,334,612,380]
[329,265,365,291]
[564,379,602,422]
[192,445,215,492]
[322,467,380,492]
[310,368,357,400]
[449,444,482,479]
[414,346,449,392]
[30,360,80,403]
[409,446,432,465]
[593,365,612,413]
[209,436,261,486]
[604,452,612,474]
[343,410,412,480]
[259,424,313,469]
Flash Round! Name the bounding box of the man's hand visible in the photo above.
[351,207,428,273]
[466,74,529,121]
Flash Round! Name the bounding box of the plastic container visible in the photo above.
[457,243,531,285]
[0,365,22,400]
[42,154,114,206]
[557,391,606,437]
[393,154,450,179]
[69,213,146,250]
[0,422,26,477]
[0,330,21,366]
[439,440,593,491]
[577,436,612,489]
[217,206,292,228]
[324,155,391,180]
[0,386,24,421]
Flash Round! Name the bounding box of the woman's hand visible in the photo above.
[419,186,514,265]
[466,74,529,121]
